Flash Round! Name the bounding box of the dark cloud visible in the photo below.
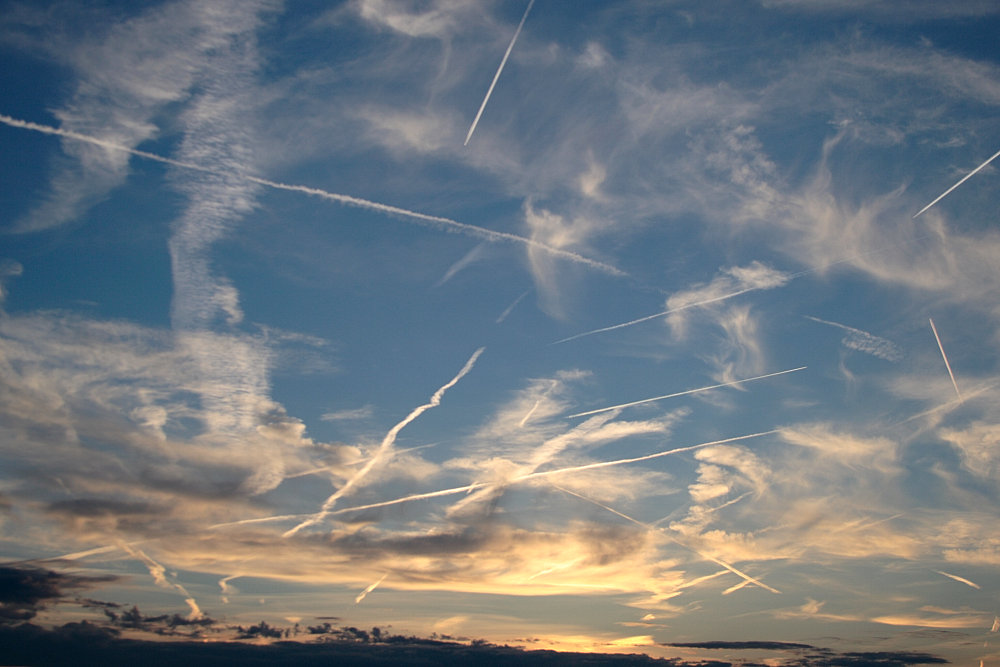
[0,565,118,623]
[47,498,158,517]
[666,640,815,650]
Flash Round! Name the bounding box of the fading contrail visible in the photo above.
[551,483,780,594]
[0,113,621,276]
[913,147,1000,218]
[934,570,981,590]
[213,430,779,528]
[464,0,535,146]
[929,318,961,399]
[283,347,486,537]
[553,285,766,344]
[119,542,203,619]
[355,574,388,604]
[497,288,531,324]
[566,367,806,418]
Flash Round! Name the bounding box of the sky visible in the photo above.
[1,0,1000,664]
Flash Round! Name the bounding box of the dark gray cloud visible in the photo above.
[0,565,118,623]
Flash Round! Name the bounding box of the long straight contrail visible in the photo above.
[212,430,779,529]
[283,347,486,537]
[0,113,621,276]
[464,0,535,146]
[551,483,780,594]
[913,147,1000,218]
[554,285,765,344]
[566,367,806,419]
[929,318,961,399]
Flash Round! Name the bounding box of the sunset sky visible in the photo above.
[2,1,1000,664]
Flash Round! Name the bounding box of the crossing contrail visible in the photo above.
[0,113,621,276]
[212,430,779,529]
[566,367,806,418]
[283,347,485,537]
[551,483,780,594]
[929,318,961,399]
[913,147,1000,218]
[464,0,535,146]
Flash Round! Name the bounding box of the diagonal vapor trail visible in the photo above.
[355,574,388,604]
[566,367,806,419]
[913,147,1000,218]
[929,318,961,399]
[550,483,781,594]
[284,348,486,537]
[934,570,980,590]
[0,113,621,276]
[553,285,767,344]
[464,0,535,146]
[210,430,780,529]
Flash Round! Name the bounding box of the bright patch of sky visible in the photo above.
[1,0,1000,663]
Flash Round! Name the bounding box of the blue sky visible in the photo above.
[2,0,1000,663]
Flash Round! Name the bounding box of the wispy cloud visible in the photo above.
[805,315,903,361]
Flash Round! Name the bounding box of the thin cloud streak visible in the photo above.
[463,0,535,146]
[355,574,388,604]
[929,318,962,399]
[551,484,780,595]
[0,114,621,275]
[554,285,767,344]
[119,543,202,620]
[497,289,531,323]
[913,147,1000,218]
[934,570,981,590]
[566,367,806,419]
[283,347,486,537]
[805,315,903,362]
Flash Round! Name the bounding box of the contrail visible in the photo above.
[118,542,203,619]
[913,147,1000,218]
[934,570,981,590]
[929,318,961,399]
[550,483,780,594]
[326,430,780,516]
[464,0,535,146]
[805,315,902,362]
[283,347,485,537]
[355,573,388,604]
[497,288,531,324]
[566,367,806,418]
[0,113,621,276]
[553,285,766,344]
[212,430,779,528]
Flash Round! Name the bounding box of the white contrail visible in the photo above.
[497,289,531,323]
[929,318,962,399]
[0,113,621,276]
[554,285,766,344]
[566,367,806,418]
[213,430,779,528]
[284,347,486,537]
[804,315,902,362]
[322,430,780,516]
[913,147,1000,218]
[118,542,203,619]
[355,574,388,604]
[551,483,780,594]
[464,0,535,146]
[991,616,999,633]
[934,570,981,590]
